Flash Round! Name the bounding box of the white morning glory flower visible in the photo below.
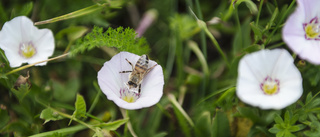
[282,0,320,64]
[236,49,303,110]
[0,16,55,67]
[97,52,164,110]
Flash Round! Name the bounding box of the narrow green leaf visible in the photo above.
[266,7,279,29]
[56,26,89,42]
[35,4,106,25]
[19,2,33,16]
[40,108,64,124]
[250,22,263,40]
[274,114,284,124]
[236,0,258,14]
[212,111,231,137]
[96,118,129,131]
[29,125,86,137]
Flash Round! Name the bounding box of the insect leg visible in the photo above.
[146,64,158,74]
[138,84,141,94]
[119,71,132,73]
[125,58,134,70]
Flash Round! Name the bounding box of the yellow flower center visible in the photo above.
[120,88,139,103]
[304,17,320,40]
[305,24,320,39]
[260,77,279,95]
[20,42,36,58]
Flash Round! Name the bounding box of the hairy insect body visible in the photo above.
[120,55,157,94]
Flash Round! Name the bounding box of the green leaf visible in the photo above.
[250,22,263,40]
[0,109,10,129]
[19,2,33,16]
[212,111,231,137]
[274,114,284,124]
[236,0,258,14]
[96,118,129,131]
[265,7,279,29]
[73,94,87,119]
[34,4,106,25]
[40,108,64,124]
[11,83,30,102]
[56,26,89,42]
[194,111,211,137]
[29,125,86,137]
[237,107,259,123]
[70,26,150,56]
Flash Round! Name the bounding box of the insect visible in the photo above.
[119,54,157,94]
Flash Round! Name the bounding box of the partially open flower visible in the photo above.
[0,16,55,67]
[236,49,303,109]
[97,52,164,110]
[282,0,320,64]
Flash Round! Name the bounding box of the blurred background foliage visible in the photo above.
[1,0,320,137]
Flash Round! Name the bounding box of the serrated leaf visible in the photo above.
[40,108,64,124]
[11,84,30,102]
[73,94,87,119]
[70,26,150,56]
[96,118,129,131]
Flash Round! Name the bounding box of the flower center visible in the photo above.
[119,88,140,103]
[303,17,320,40]
[260,76,280,95]
[20,42,36,58]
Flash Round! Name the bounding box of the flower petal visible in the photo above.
[237,49,302,109]
[0,16,55,67]
[98,52,164,110]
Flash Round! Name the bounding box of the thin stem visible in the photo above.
[29,125,86,137]
[5,53,69,75]
[88,81,102,114]
[120,108,137,137]
[168,93,194,127]
[194,0,207,59]
[234,4,243,49]
[256,0,264,25]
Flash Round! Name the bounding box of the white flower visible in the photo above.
[97,52,164,110]
[282,0,320,64]
[236,49,303,110]
[0,16,55,67]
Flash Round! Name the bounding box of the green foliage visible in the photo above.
[70,26,150,56]
[72,94,87,119]
[40,108,64,124]
[269,111,306,137]
[212,111,231,137]
[11,83,31,102]
[95,118,128,130]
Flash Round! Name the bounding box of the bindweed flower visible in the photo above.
[236,49,303,109]
[0,16,55,67]
[97,52,164,110]
[282,0,320,64]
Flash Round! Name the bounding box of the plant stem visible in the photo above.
[256,0,264,25]
[120,108,137,137]
[5,53,69,75]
